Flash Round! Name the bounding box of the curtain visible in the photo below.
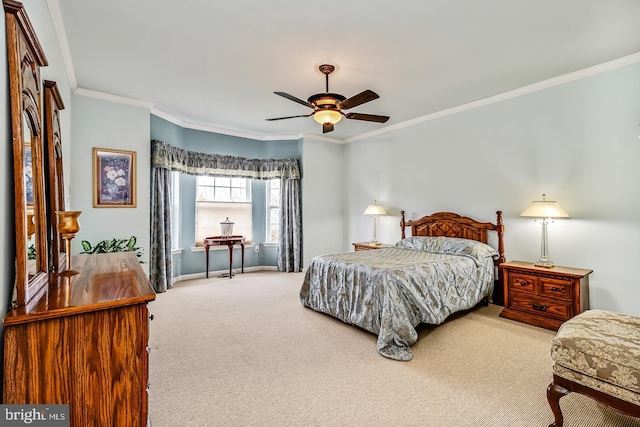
[151,140,300,180]
[278,178,302,272]
[150,166,172,293]
[150,140,302,292]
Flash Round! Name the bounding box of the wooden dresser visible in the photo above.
[499,261,592,330]
[3,252,156,426]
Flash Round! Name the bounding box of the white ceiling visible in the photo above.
[55,0,640,142]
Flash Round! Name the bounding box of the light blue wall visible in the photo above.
[344,62,640,316]
[151,115,184,148]
[70,96,151,272]
[150,115,302,277]
[301,137,345,265]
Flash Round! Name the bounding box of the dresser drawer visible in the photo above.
[539,276,573,301]
[509,293,573,321]
[508,273,536,294]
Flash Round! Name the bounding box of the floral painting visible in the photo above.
[93,148,137,207]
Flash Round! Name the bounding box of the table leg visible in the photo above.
[228,244,233,278]
[205,245,210,278]
[241,243,245,273]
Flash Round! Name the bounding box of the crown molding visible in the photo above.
[300,133,345,144]
[54,0,638,149]
[46,0,77,90]
[81,51,640,145]
[74,87,155,109]
[150,108,304,142]
[345,52,640,144]
[151,107,343,142]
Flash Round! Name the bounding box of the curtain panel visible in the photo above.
[150,167,173,293]
[149,140,303,292]
[151,140,300,180]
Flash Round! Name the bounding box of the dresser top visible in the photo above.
[501,260,593,277]
[4,252,155,326]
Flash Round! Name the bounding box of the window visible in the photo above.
[195,176,252,244]
[266,179,280,243]
[170,171,180,249]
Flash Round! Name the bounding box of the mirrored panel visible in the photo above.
[44,80,67,273]
[4,0,50,306]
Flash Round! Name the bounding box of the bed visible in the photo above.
[300,211,505,361]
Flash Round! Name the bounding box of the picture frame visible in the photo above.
[93,147,137,208]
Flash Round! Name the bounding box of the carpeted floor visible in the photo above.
[148,271,640,427]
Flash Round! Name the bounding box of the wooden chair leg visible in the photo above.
[547,381,570,427]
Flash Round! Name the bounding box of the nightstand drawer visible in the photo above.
[508,273,536,294]
[509,293,573,321]
[539,277,573,300]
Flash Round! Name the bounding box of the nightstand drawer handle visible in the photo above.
[531,302,549,311]
[519,281,529,286]
[549,286,563,292]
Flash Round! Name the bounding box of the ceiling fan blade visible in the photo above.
[266,113,313,121]
[274,92,313,109]
[345,113,390,123]
[322,123,334,133]
[338,90,379,110]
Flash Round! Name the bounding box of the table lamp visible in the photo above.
[520,194,569,267]
[363,201,386,245]
[220,217,234,237]
[56,210,82,276]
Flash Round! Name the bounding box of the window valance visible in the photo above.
[151,140,300,180]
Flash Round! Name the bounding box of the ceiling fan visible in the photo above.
[266,64,390,134]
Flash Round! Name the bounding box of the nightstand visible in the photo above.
[352,242,393,251]
[499,261,592,330]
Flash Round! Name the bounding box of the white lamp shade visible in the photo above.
[363,204,386,216]
[520,194,569,219]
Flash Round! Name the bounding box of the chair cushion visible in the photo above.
[551,309,640,395]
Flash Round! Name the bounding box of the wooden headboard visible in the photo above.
[400,211,505,266]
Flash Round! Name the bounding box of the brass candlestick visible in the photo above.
[26,210,36,241]
[56,211,82,276]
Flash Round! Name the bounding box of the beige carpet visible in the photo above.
[148,271,640,427]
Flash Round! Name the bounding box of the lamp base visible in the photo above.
[369,241,381,246]
[534,259,554,268]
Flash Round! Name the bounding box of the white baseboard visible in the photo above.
[172,265,279,284]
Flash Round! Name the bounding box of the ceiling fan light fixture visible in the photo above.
[313,109,342,125]
[267,64,389,133]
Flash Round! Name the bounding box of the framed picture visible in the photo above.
[24,144,33,206]
[93,147,137,208]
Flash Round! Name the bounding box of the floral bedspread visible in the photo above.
[299,247,496,361]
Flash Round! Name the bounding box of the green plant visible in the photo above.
[27,243,36,260]
[80,235,144,263]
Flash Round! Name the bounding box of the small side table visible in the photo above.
[352,242,393,251]
[204,236,245,278]
[499,261,592,330]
